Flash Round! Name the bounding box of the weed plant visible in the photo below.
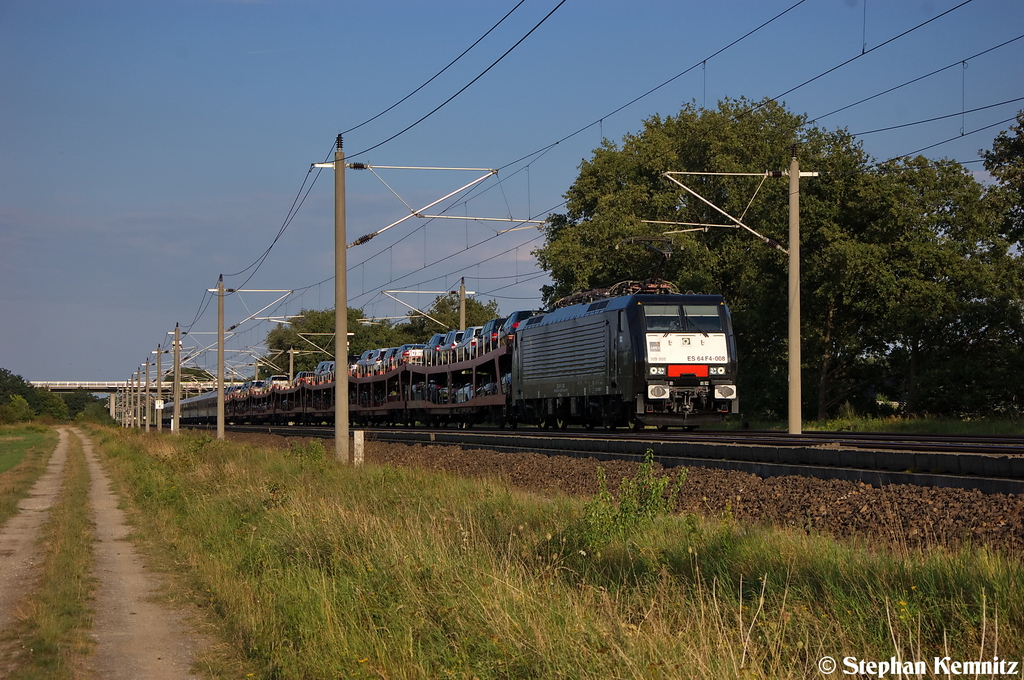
[95,430,1023,679]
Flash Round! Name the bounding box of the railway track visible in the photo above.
[214,424,1024,495]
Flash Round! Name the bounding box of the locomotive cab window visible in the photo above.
[643,304,723,332]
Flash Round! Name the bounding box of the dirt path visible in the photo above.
[0,428,209,678]
[0,428,69,632]
[79,429,209,679]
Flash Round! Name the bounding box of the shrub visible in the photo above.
[579,449,684,550]
[0,395,34,424]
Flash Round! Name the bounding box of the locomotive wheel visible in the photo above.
[555,418,568,430]
[658,425,670,432]
[630,419,644,431]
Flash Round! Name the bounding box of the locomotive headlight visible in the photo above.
[710,366,726,375]
[648,384,670,399]
[649,366,666,376]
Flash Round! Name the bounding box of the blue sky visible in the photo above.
[1,0,1021,381]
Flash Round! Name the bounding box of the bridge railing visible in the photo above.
[31,381,221,393]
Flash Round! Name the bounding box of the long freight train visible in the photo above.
[171,288,739,430]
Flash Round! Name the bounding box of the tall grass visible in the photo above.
[0,425,57,525]
[95,429,1023,679]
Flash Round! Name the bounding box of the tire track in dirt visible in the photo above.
[0,427,69,633]
[79,429,209,679]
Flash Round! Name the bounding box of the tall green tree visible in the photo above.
[60,389,103,419]
[265,308,341,374]
[0,395,34,424]
[982,110,1024,245]
[0,368,34,406]
[400,295,501,339]
[537,99,877,416]
[34,389,68,420]
[864,156,1020,416]
[264,298,500,371]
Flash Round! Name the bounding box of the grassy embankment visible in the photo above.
[0,425,57,524]
[95,428,1022,679]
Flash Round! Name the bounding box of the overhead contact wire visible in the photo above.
[852,96,1024,135]
[811,33,1024,122]
[750,0,976,114]
[499,0,811,172]
[347,0,568,159]
[340,0,527,136]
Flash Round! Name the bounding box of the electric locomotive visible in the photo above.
[512,286,738,429]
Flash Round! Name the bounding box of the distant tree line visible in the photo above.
[534,99,1024,419]
[0,368,113,424]
[262,296,501,374]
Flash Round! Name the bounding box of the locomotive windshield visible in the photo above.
[643,304,723,332]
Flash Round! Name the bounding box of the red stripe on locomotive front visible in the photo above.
[668,365,708,377]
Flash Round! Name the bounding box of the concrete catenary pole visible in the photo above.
[217,274,225,440]
[134,371,140,428]
[173,323,181,433]
[288,346,294,383]
[156,344,162,433]
[334,135,350,463]
[144,359,151,433]
[459,277,466,332]
[787,145,802,435]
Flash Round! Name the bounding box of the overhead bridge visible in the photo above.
[31,381,218,394]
